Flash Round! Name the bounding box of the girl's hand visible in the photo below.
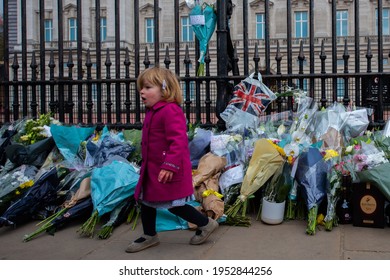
[158,169,173,183]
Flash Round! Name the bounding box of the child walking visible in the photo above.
[126,66,218,253]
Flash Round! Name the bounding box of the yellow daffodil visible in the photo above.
[19,180,34,189]
[317,213,325,226]
[323,149,339,161]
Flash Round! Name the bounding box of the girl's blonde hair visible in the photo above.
[137,67,183,104]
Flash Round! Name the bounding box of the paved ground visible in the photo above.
[1,214,390,260]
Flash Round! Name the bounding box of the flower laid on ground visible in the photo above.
[373,134,390,160]
[123,129,143,166]
[351,141,388,172]
[323,149,339,161]
[193,153,226,220]
[285,181,298,220]
[262,160,291,204]
[97,197,136,239]
[225,138,284,224]
[78,160,139,238]
[0,165,70,228]
[0,164,38,200]
[352,131,390,201]
[323,153,343,231]
[18,113,56,145]
[293,147,328,235]
[23,171,92,242]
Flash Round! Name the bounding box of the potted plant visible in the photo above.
[260,161,292,224]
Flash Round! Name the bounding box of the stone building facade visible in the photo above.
[3,1,388,76]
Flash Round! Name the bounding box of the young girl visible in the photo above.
[126,66,218,253]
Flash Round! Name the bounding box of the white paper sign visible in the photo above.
[190,15,205,25]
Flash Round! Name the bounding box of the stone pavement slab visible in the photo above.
[1,215,389,260]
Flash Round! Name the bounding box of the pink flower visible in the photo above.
[353,154,367,162]
[354,144,361,151]
[356,162,367,171]
[334,161,351,176]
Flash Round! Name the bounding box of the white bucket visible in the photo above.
[261,197,286,225]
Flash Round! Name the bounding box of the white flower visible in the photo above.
[345,145,353,154]
[284,143,300,158]
[365,130,373,137]
[43,125,52,137]
[32,126,44,132]
[366,151,388,169]
[291,130,307,144]
[51,119,62,125]
[277,124,286,136]
[20,135,30,141]
[232,134,243,143]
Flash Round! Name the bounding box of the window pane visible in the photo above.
[181,16,193,42]
[295,11,308,38]
[376,8,390,35]
[44,19,52,42]
[101,17,107,41]
[69,18,77,41]
[384,8,390,35]
[336,10,348,36]
[146,18,154,43]
[256,14,264,39]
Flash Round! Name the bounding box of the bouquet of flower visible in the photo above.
[50,124,96,170]
[278,92,318,221]
[193,152,226,220]
[353,137,390,201]
[123,129,143,166]
[0,125,18,166]
[188,0,217,76]
[17,113,55,145]
[225,138,284,222]
[323,150,344,231]
[23,171,92,242]
[5,136,56,169]
[263,160,292,204]
[356,162,390,201]
[294,147,328,235]
[78,159,139,237]
[97,197,135,239]
[0,164,38,215]
[188,127,212,169]
[0,165,70,228]
[83,127,135,168]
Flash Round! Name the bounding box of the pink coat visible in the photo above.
[134,101,194,202]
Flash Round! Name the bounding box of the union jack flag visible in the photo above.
[228,78,276,117]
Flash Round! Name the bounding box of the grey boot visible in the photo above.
[125,234,160,253]
[190,217,218,245]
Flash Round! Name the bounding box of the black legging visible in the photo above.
[141,203,209,236]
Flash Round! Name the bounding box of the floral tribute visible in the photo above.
[1,81,390,242]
